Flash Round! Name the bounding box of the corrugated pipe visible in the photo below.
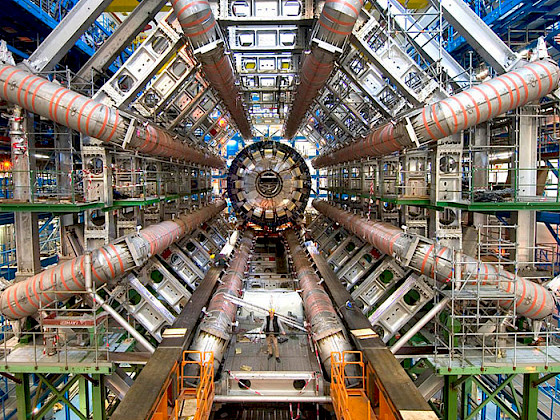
[0,200,226,320]
[0,64,224,168]
[312,59,560,168]
[283,0,364,139]
[313,200,556,320]
[171,0,252,140]
[189,229,255,370]
[284,229,353,376]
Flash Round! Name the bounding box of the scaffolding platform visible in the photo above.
[428,345,560,375]
[0,345,114,374]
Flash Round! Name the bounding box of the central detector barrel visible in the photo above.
[227,141,311,228]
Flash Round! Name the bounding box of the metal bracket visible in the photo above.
[311,38,343,55]
[194,39,224,57]
[121,234,149,266]
[122,117,138,149]
[396,234,420,267]
[404,116,420,148]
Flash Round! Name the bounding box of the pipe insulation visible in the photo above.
[0,200,226,320]
[189,229,255,369]
[312,59,560,168]
[0,64,224,168]
[313,200,555,319]
[171,0,252,140]
[284,229,353,375]
[283,0,364,139]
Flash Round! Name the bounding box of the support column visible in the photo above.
[443,375,459,420]
[10,107,41,278]
[91,374,107,420]
[79,375,90,416]
[472,124,489,228]
[430,134,463,249]
[521,373,539,420]
[515,106,538,268]
[461,377,473,419]
[15,373,31,420]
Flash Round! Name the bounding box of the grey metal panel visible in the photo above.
[111,267,222,420]
[76,0,169,80]
[434,0,519,73]
[25,0,114,73]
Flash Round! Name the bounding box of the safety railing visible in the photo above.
[174,351,214,420]
[331,351,374,420]
[0,313,113,371]
[150,351,215,420]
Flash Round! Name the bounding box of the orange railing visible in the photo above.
[150,362,180,420]
[173,351,215,420]
[331,351,375,420]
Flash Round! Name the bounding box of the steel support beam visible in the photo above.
[522,373,539,420]
[91,374,107,420]
[24,0,114,73]
[15,373,31,420]
[443,375,459,420]
[112,267,223,420]
[10,107,41,278]
[76,0,168,80]
[434,0,519,73]
[307,241,437,419]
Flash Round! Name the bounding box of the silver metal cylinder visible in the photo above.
[171,0,252,139]
[284,229,353,375]
[190,230,255,369]
[0,200,226,319]
[0,64,224,168]
[313,200,555,319]
[283,0,363,139]
[312,59,560,168]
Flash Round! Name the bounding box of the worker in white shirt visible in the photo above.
[260,308,286,362]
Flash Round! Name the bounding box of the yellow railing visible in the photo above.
[174,351,214,420]
[331,351,375,420]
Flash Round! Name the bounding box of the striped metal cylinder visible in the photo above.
[313,200,555,319]
[0,201,226,319]
[0,64,225,168]
[312,59,560,168]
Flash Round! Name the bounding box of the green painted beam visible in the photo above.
[434,365,560,376]
[79,376,90,417]
[91,374,107,420]
[0,202,106,213]
[522,373,539,420]
[437,201,560,211]
[319,187,560,212]
[15,373,31,420]
[472,375,520,420]
[443,375,459,420]
[0,189,213,214]
[33,374,86,420]
[466,375,516,420]
[0,363,113,375]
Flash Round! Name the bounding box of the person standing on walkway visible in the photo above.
[261,308,286,362]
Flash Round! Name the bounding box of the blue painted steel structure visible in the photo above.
[446,0,560,65]
[1,0,138,73]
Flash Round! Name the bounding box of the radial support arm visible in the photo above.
[313,200,555,319]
